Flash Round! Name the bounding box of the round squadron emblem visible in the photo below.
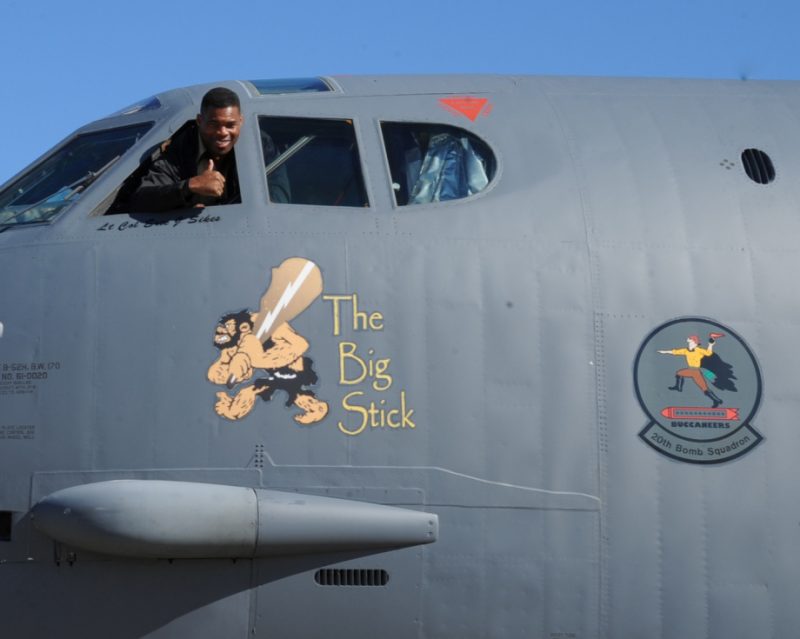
[634,318,762,464]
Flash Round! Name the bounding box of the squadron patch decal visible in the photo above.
[634,318,762,464]
[208,257,329,425]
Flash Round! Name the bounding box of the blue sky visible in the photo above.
[2,0,799,183]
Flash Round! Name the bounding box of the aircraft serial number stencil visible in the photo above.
[634,318,763,464]
[0,361,61,396]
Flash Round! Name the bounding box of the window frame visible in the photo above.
[257,114,371,209]
[378,119,499,210]
[0,121,155,229]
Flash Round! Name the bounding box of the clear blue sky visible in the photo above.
[2,0,799,184]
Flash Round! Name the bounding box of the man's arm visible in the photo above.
[130,157,228,212]
[127,147,193,213]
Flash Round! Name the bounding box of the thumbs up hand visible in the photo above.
[188,158,226,197]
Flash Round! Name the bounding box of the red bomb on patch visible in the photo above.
[634,318,763,464]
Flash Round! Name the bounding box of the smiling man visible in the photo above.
[128,87,243,212]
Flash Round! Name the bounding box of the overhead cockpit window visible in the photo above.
[0,122,152,228]
[259,117,368,207]
[106,96,161,118]
[250,78,332,95]
[381,122,496,206]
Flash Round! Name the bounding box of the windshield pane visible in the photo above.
[0,122,152,227]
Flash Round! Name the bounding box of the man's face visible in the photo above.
[197,106,243,157]
[687,338,698,350]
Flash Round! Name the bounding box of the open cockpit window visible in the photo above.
[0,122,152,228]
[259,117,368,207]
[381,122,496,206]
[107,118,243,215]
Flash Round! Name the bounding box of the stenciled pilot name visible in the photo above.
[324,294,415,436]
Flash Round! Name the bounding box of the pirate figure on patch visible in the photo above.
[657,332,737,408]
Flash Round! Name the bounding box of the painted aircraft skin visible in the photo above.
[0,75,797,638]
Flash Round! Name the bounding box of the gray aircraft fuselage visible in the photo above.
[0,75,796,638]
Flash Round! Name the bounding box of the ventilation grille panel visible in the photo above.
[315,569,389,587]
[741,148,776,184]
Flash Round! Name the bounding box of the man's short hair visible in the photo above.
[201,87,241,113]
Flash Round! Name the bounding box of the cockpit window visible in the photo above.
[250,78,332,95]
[0,122,152,228]
[381,122,496,206]
[259,117,368,207]
[106,96,161,118]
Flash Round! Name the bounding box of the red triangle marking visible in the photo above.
[439,97,489,122]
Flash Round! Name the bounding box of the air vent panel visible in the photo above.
[741,148,775,184]
[315,569,390,587]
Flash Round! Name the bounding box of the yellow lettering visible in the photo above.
[339,391,368,435]
[323,293,385,335]
[373,358,392,391]
[323,294,352,337]
[369,402,382,427]
[337,391,416,435]
[401,391,415,428]
[369,311,384,331]
[339,341,367,385]
[352,293,368,331]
